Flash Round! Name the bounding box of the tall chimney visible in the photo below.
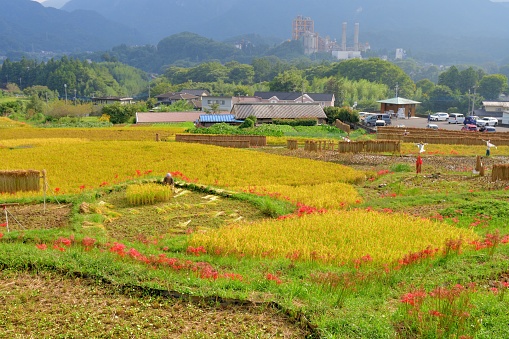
[341,22,347,51]
[354,23,359,51]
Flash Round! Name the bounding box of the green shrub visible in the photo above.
[390,163,412,172]
[273,119,317,126]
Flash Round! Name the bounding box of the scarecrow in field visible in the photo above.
[416,142,427,154]
[163,173,174,189]
[482,139,497,157]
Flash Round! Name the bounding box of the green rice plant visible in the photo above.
[126,183,172,206]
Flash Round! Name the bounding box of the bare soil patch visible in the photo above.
[0,270,308,338]
[2,203,71,231]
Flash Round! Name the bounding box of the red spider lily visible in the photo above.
[266,273,282,284]
[222,272,243,281]
[54,187,60,193]
[0,223,6,227]
[400,290,426,306]
[286,250,301,261]
[0,233,3,239]
[82,237,96,250]
[54,237,72,247]
[186,246,207,256]
[36,243,47,250]
[79,185,85,190]
[429,310,443,317]
[109,242,127,256]
[135,169,142,176]
[99,181,109,187]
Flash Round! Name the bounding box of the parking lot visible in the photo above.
[388,116,509,132]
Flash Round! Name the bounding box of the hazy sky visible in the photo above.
[32,0,509,4]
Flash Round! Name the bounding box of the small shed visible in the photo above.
[377,97,421,118]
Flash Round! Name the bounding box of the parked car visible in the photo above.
[448,113,465,124]
[364,114,391,126]
[463,116,479,125]
[426,124,439,130]
[375,120,386,127]
[480,126,496,133]
[461,124,478,132]
[476,117,498,127]
[429,112,449,121]
[358,112,369,120]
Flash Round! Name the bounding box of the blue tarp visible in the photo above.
[199,114,242,123]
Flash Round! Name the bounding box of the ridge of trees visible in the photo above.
[1,54,509,122]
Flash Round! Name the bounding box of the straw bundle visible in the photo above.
[0,170,41,193]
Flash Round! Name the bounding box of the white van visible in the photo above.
[448,113,465,124]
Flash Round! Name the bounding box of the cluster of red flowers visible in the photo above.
[377,169,391,176]
[470,230,509,251]
[277,202,327,220]
[353,254,373,269]
[266,273,282,284]
[469,215,491,228]
[170,171,198,183]
[53,236,73,251]
[396,247,439,268]
[243,186,290,201]
[186,246,207,256]
[82,237,96,251]
[380,192,397,198]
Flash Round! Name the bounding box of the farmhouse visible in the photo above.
[154,92,201,109]
[135,112,203,124]
[202,96,234,112]
[254,91,335,107]
[92,96,133,105]
[155,89,210,109]
[231,102,327,124]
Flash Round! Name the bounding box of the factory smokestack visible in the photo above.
[342,22,347,51]
[354,23,359,52]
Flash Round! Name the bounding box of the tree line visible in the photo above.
[1,55,509,125]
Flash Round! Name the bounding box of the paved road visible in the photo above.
[389,117,509,132]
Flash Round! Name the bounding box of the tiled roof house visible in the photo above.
[232,102,327,124]
[254,91,335,107]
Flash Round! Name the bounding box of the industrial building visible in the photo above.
[291,16,369,59]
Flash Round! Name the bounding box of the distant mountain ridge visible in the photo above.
[3,0,509,64]
[59,0,509,62]
[0,0,145,54]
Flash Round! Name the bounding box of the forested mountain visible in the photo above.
[60,0,509,63]
[0,0,145,54]
[0,57,148,97]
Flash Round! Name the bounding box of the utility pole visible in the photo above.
[472,86,477,116]
[64,84,67,104]
[467,89,471,116]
